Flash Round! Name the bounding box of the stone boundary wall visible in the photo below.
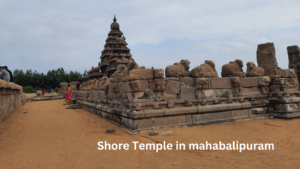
[0,79,26,124]
[70,68,300,133]
[68,42,300,133]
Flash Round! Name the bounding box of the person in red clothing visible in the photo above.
[56,87,59,92]
[35,86,38,92]
[42,88,45,96]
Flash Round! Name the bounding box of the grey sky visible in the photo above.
[0,0,299,75]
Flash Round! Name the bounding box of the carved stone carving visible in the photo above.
[165,60,191,77]
[129,80,140,92]
[154,69,164,78]
[191,60,218,77]
[128,58,140,71]
[221,59,246,77]
[154,79,165,92]
[246,62,265,77]
[231,77,242,96]
[116,64,129,78]
[260,87,269,95]
[99,76,110,92]
[195,78,209,90]
[258,76,271,86]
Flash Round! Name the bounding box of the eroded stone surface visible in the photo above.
[246,62,265,77]
[257,42,278,75]
[165,60,191,77]
[221,60,246,77]
[191,60,218,77]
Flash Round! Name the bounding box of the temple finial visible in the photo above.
[113,15,116,22]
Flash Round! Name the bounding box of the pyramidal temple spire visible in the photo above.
[113,15,116,22]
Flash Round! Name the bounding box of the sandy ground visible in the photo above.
[1,100,300,169]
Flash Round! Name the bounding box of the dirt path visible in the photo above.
[0,100,300,169]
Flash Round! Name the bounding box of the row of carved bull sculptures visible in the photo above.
[166,59,265,78]
[75,58,265,91]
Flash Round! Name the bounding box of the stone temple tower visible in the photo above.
[84,15,133,81]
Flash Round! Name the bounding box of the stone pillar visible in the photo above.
[287,45,300,87]
[256,42,278,75]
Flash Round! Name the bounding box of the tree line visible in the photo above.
[13,68,87,89]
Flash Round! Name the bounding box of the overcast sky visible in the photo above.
[1,0,300,75]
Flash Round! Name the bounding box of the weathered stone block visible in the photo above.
[129,80,149,92]
[195,78,209,90]
[240,100,269,108]
[251,107,268,115]
[275,69,297,78]
[109,83,120,93]
[271,78,299,85]
[128,69,142,80]
[270,85,299,92]
[197,103,241,113]
[110,73,123,83]
[144,109,165,118]
[240,77,258,87]
[154,116,186,128]
[166,80,180,94]
[154,69,164,79]
[192,111,233,124]
[269,75,281,79]
[127,110,145,119]
[149,79,165,92]
[165,106,197,116]
[182,77,195,87]
[258,76,271,86]
[231,109,250,119]
[274,103,300,113]
[180,86,195,100]
[257,42,278,75]
[165,94,177,100]
[287,45,300,54]
[140,69,154,80]
[270,85,280,92]
[185,114,193,125]
[210,77,232,89]
[260,87,269,95]
[133,92,145,99]
[196,89,233,99]
[153,92,165,100]
[123,82,132,93]
[136,119,154,130]
[240,87,262,96]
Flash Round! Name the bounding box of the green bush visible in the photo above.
[23,86,36,93]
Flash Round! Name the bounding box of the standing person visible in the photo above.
[35,86,38,92]
[76,81,81,91]
[56,87,59,93]
[0,66,10,82]
[42,88,45,96]
[3,66,14,82]
[65,84,72,102]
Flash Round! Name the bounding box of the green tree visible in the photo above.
[13,68,87,89]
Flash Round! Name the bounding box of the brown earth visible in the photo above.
[0,100,300,169]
